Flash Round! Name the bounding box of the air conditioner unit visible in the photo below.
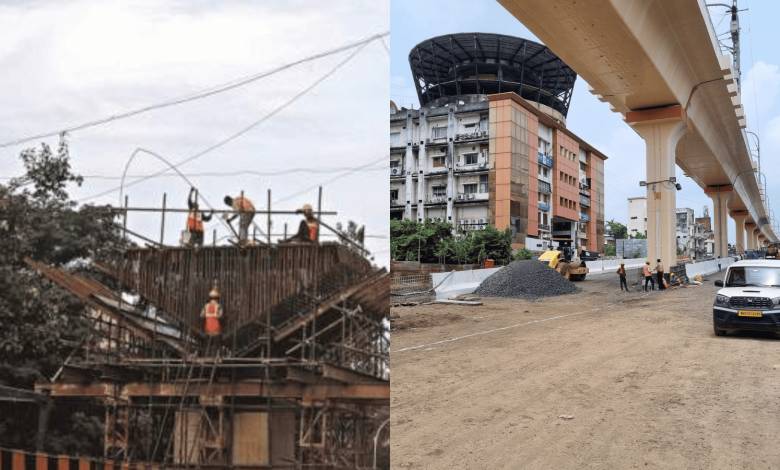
[468,194,476,200]
[482,130,488,137]
[469,219,476,224]
[457,194,464,201]
[427,218,433,222]
[479,218,486,224]
[479,162,487,168]
[436,217,443,222]
[391,168,400,175]
[479,225,486,230]
[426,138,431,144]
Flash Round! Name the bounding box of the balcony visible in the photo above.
[580,195,590,207]
[578,231,587,239]
[580,213,590,222]
[390,199,404,207]
[538,223,551,232]
[455,130,489,142]
[538,180,552,193]
[579,188,590,197]
[538,152,553,168]
[538,202,550,212]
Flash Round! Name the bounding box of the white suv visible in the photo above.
[712,260,780,337]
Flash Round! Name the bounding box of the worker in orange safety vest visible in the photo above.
[297,204,319,242]
[200,286,223,337]
[186,187,213,247]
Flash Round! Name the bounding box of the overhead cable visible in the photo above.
[0,31,388,150]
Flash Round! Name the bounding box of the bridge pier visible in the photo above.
[729,212,748,254]
[704,186,733,258]
[744,222,756,251]
[627,106,688,271]
[752,227,761,251]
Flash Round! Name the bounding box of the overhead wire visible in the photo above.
[77,37,377,204]
[0,31,388,150]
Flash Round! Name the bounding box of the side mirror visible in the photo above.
[714,280,724,287]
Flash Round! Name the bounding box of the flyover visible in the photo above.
[497,0,777,268]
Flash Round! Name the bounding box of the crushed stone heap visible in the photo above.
[474,259,581,300]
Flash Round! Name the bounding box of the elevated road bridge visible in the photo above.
[498,0,776,267]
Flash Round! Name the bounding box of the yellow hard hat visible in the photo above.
[646,260,650,264]
[209,286,220,298]
[620,262,624,265]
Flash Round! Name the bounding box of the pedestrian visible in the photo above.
[654,258,665,290]
[643,260,655,291]
[224,194,255,246]
[718,255,721,272]
[200,286,223,356]
[186,187,213,247]
[617,262,628,291]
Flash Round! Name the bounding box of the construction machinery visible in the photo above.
[538,249,589,281]
[766,243,780,259]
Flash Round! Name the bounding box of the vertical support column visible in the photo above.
[404,112,415,221]
[752,228,761,250]
[744,222,756,250]
[705,186,733,258]
[418,110,428,223]
[446,106,456,225]
[627,106,689,272]
[729,212,748,254]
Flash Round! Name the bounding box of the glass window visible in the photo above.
[464,184,477,194]
[390,132,401,143]
[432,127,447,139]
[726,267,780,287]
[432,156,445,167]
[390,160,400,168]
[479,175,488,193]
[391,190,398,200]
[433,186,446,197]
[464,153,478,165]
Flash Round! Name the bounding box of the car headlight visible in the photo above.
[715,295,730,306]
[772,298,780,307]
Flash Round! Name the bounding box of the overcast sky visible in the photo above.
[0,0,389,266]
[391,0,779,244]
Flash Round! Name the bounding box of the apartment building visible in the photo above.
[390,33,608,252]
[627,197,647,237]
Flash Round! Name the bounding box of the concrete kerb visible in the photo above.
[432,267,503,300]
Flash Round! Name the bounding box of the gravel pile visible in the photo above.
[474,260,581,300]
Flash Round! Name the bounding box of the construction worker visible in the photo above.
[224,194,255,245]
[617,262,628,291]
[200,286,223,356]
[281,203,319,243]
[655,258,666,290]
[718,255,722,272]
[186,187,213,247]
[643,260,655,291]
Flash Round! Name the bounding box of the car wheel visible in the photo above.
[713,323,726,336]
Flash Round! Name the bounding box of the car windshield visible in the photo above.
[726,266,780,287]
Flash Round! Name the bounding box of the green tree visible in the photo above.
[512,247,534,261]
[630,232,647,239]
[606,219,628,240]
[390,219,454,263]
[604,245,616,256]
[0,135,127,453]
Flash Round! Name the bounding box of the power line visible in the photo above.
[0,31,389,150]
[78,38,374,204]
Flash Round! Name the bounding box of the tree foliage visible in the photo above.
[512,247,534,261]
[390,220,514,264]
[0,135,127,453]
[606,219,628,240]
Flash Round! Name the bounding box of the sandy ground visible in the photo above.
[390,269,780,469]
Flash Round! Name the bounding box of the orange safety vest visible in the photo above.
[308,220,318,240]
[203,301,222,335]
[187,209,204,232]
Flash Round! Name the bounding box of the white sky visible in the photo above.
[0,0,390,267]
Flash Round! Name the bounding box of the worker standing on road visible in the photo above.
[617,262,628,291]
[643,260,655,291]
[655,258,666,290]
[224,194,255,246]
[718,255,722,272]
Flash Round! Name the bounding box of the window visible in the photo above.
[391,190,398,201]
[631,216,637,219]
[479,174,488,193]
[390,160,400,168]
[464,184,477,194]
[390,132,401,143]
[432,127,447,139]
[464,153,478,165]
[480,119,488,132]
[433,186,446,197]
[464,123,477,130]
[432,156,445,167]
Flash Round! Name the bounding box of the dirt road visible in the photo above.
[390,270,780,469]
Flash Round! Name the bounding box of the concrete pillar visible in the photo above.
[404,111,415,221]
[705,186,733,258]
[729,212,748,254]
[753,228,761,250]
[627,106,689,272]
[744,222,756,250]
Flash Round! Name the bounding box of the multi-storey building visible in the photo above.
[627,197,647,237]
[390,33,608,252]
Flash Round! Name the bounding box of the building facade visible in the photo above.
[390,34,607,253]
[627,196,647,237]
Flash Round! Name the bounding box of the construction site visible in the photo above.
[13,197,390,469]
